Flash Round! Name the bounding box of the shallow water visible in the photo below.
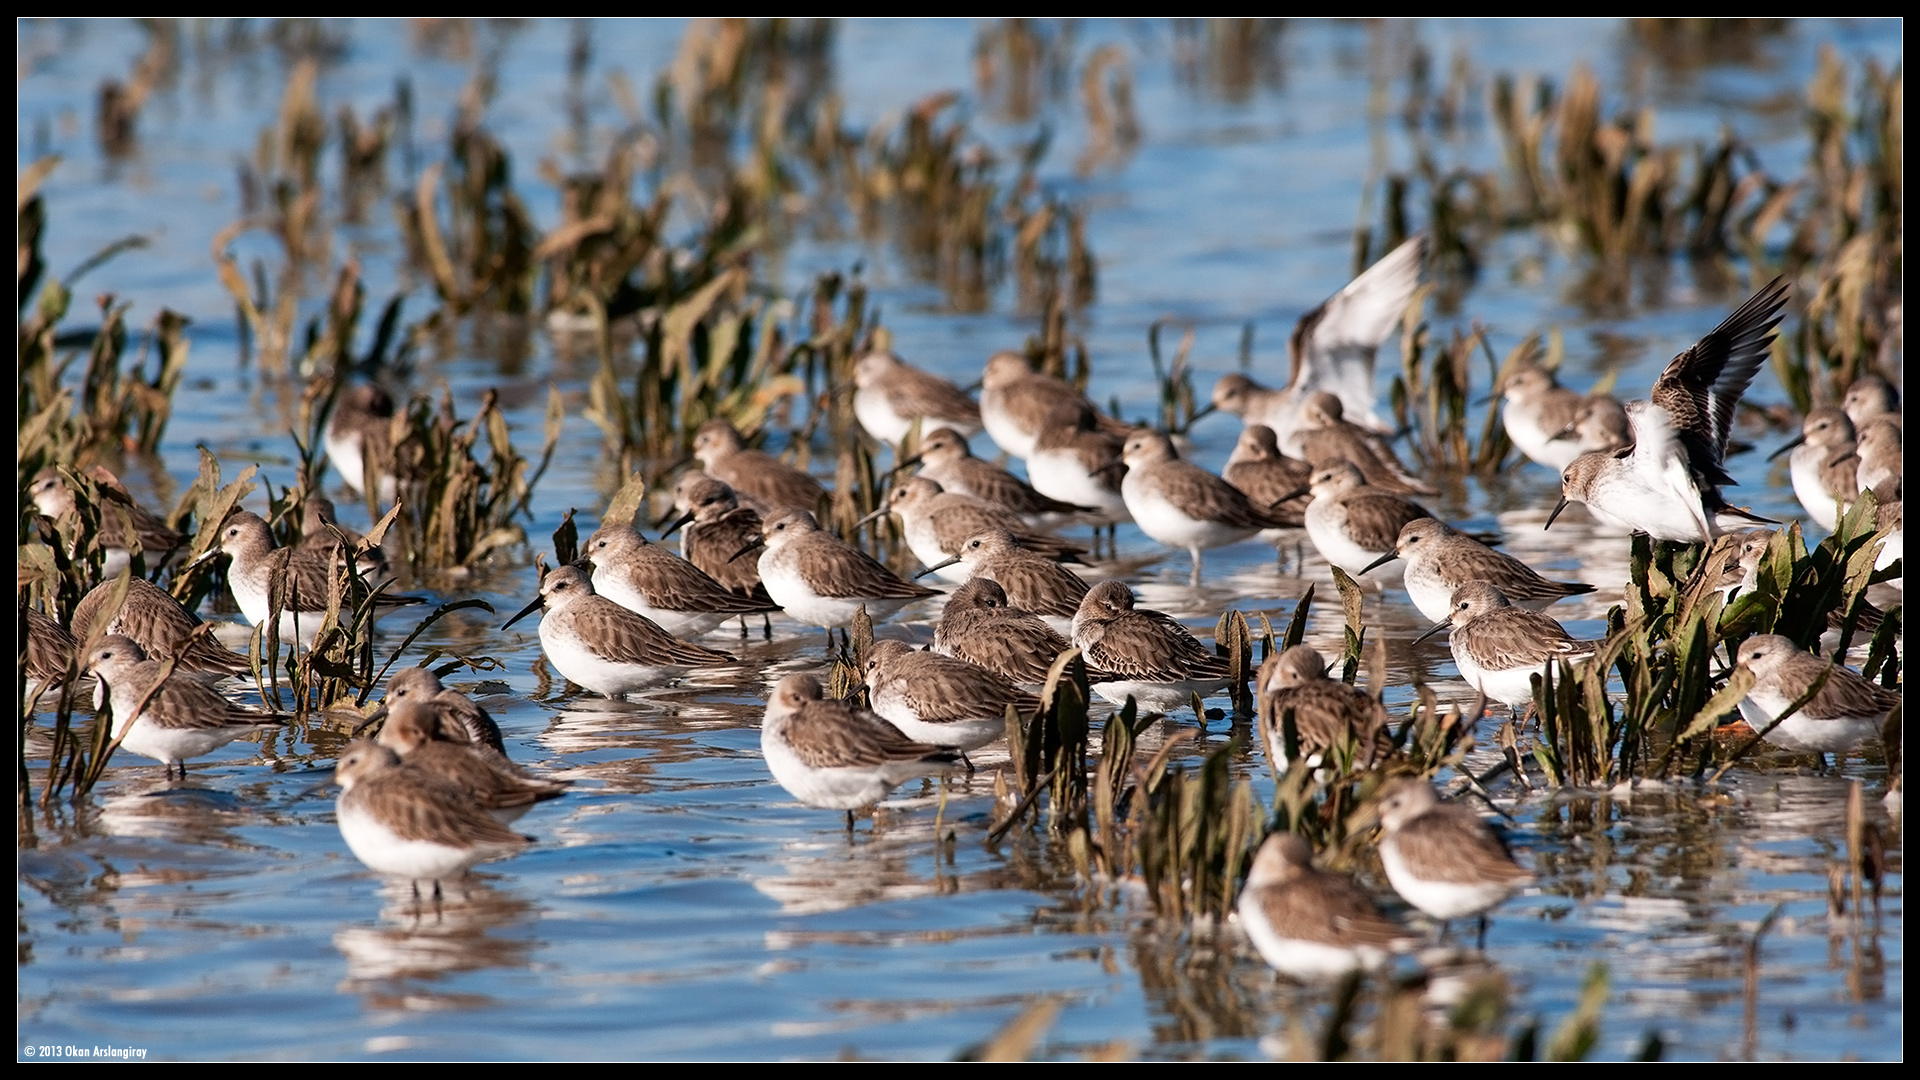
[18,19,1901,1061]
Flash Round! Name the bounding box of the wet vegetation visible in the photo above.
[17,19,1900,1061]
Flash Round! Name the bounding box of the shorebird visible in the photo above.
[1496,364,1587,472]
[1289,392,1436,495]
[31,467,188,577]
[1071,580,1232,714]
[860,477,1085,584]
[738,508,939,636]
[904,426,1092,529]
[1548,278,1790,543]
[1714,529,1884,640]
[1115,428,1289,583]
[1770,407,1859,531]
[1371,777,1532,948]
[1548,393,1631,460]
[333,739,533,896]
[324,383,399,503]
[1287,461,1433,585]
[365,676,568,823]
[918,528,1089,632]
[1222,424,1312,537]
[691,418,828,514]
[863,639,1036,751]
[1867,478,1902,590]
[659,474,777,606]
[297,495,388,577]
[1854,416,1900,494]
[1026,398,1131,530]
[358,666,507,757]
[759,673,959,826]
[1416,583,1599,715]
[1732,635,1897,763]
[583,522,779,636]
[502,565,735,696]
[198,511,424,644]
[1256,645,1394,778]
[1208,233,1427,449]
[1361,519,1595,623]
[979,351,1129,460]
[85,636,289,779]
[1236,831,1416,982]
[25,608,78,699]
[71,575,252,679]
[933,577,1088,686]
[1843,373,1899,428]
[851,350,982,445]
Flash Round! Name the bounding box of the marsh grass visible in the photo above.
[1373,43,1899,447]
[1524,498,1899,787]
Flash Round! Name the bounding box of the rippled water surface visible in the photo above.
[18,19,1901,1061]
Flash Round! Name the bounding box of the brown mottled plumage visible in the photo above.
[1293,393,1435,495]
[851,351,982,443]
[1222,425,1311,529]
[1647,276,1790,489]
[334,740,533,885]
[909,426,1092,525]
[86,636,289,778]
[25,608,77,689]
[863,639,1036,750]
[662,474,775,602]
[71,576,253,678]
[760,674,958,814]
[362,667,507,757]
[1373,778,1531,931]
[1256,645,1393,776]
[691,419,828,514]
[30,467,188,567]
[751,509,939,631]
[1073,580,1229,682]
[373,688,568,821]
[584,523,779,635]
[924,529,1089,621]
[979,351,1130,459]
[934,578,1090,685]
[866,477,1087,573]
[1237,831,1415,980]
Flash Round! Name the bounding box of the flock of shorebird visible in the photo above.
[25,235,1901,978]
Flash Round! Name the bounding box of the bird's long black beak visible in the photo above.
[1359,550,1399,576]
[1544,497,1571,531]
[502,595,545,631]
[655,508,695,535]
[1271,485,1311,510]
[728,540,764,564]
[915,555,961,579]
[1766,434,1806,462]
[351,703,389,736]
[1413,619,1451,646]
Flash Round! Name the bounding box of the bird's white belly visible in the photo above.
[1380,841,1515,920]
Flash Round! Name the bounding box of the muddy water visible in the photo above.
[18,20,1900,1060]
